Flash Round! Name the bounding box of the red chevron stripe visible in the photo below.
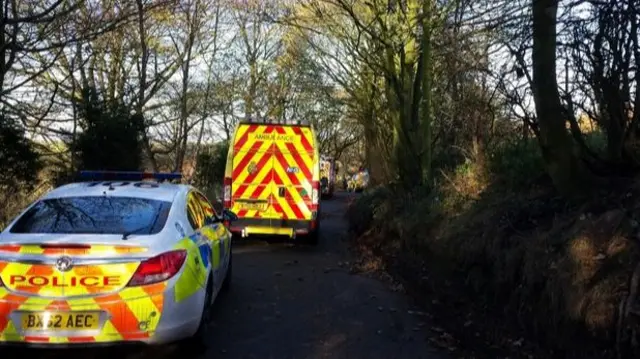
[232,147,273,197]
[284,142,312,179]
[237,209,248,217]
[291,126,313,152]
[273,151,311,201]
[248,178,271,199]
[273,151,301,185]
[233,184,248,198]
[271,201,285,218]
[244,169,273,205]
[275,126,286,134]
[270,169,307,219]
[233,124,258,150]
[232,140,264,178]
[272,169,283,185]
[287,200,305,219]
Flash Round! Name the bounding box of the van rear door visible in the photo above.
[230,124,275,220]
[231,123,317,227]
[270,125,316,223]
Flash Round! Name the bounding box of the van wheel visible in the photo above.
[179,275,214,352]
[305,228,319,246]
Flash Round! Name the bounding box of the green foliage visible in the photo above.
[488,138,545,188]
[583,130,607,155]
[346,186,396,235]
[193,140,229,197]
[0,116,41,190]
[0,117,43,229]
[73,88,145,172]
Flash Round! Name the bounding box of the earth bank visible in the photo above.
[346,182,640,359]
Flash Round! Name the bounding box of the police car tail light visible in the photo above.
[127,250,187,286]
[223,177,232,208]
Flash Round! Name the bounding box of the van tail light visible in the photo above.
[127,250,187,287]
[223,177,232,208]
[310,180,319,210]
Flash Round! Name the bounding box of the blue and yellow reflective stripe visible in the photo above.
[173,237,207,302]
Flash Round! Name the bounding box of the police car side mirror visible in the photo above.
[222,209,238,222]
[204,216,218,225]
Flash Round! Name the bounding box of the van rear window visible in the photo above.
[9,196,172,235]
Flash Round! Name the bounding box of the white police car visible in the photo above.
[0,171,237,348]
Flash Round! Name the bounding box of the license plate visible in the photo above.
[21,312,101,331]
[238,202,266,211]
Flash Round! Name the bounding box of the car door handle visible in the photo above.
[278,187,285,197]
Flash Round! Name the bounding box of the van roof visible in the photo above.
[238,118,311,126]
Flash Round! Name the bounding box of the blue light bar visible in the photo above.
[78,171,182,182]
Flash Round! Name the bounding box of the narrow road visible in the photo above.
[4,191,446,359]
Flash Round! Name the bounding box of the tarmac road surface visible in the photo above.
[1,191,446,359]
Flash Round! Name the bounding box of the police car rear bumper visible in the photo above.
[0,280,204,347]
[0,340,146,348]
[0,316,198,347]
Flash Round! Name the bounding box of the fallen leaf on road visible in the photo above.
[407,310,428,316]
[512,338,524,347]
[428,332,457,351]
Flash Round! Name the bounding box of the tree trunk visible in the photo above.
[420,0,433,184]
[531,0,593,197]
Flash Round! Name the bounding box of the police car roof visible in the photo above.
[42,181,188,202]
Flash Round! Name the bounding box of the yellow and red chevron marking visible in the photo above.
[0,280,166,343]
[231,124,275,219]
[231,124,316,220]
[0,261,138,298]
[0,244,147,256]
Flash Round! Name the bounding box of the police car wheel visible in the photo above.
[180,274,214,351]
[222,250,232,291]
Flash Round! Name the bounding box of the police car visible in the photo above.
[0,171,237,348]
